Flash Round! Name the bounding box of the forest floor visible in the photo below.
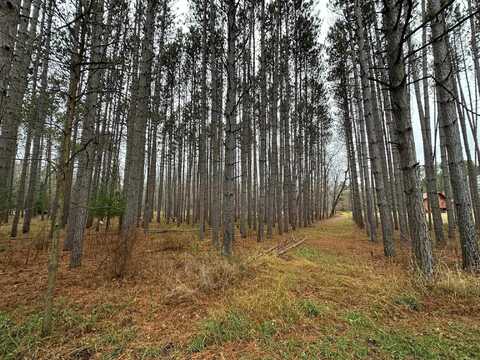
[1,213,480,359]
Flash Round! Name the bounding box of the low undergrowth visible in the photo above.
[0,302,98,359]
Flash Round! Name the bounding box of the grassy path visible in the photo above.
[189,214,480,359]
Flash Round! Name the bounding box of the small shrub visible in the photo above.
[196,258,244,293]
[188,335,206,353]
[394,294,421,311]
[164,283,196,305]
[89,191,125,222]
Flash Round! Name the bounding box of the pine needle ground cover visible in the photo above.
[1,214,479,359]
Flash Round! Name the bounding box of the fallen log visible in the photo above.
[247,234,307,263]
[277,237,307,255]
[146,229,197,234]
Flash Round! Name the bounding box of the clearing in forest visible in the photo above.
[1,213,479,359]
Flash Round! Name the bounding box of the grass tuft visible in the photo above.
[297,299,323,318]
[432,264,480,298]
[345,311,373,329]
[188,309,252,352]
[393,293,422,311]
[258,320,278,339]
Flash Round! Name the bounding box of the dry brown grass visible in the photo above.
[0,221,262,357]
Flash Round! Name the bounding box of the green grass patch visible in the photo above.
[253,305,480,359]
[0,311,43,359]
[0,300,139,359]
[294,246,340,266]
[371,327,480,360]
[135,345,168,359]
[344,311,373,329]
[96,325,137,347]
[0,304,98,359]
[188,297,329,353]
[258,320,278,339]
[94,326,137,360]
[297,299,324,318]
[188,310,252,352]
[295,246,323,261]
[256,319,480,359]
[90,301,132,321]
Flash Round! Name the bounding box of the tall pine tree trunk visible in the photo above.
[383,0,433,276]
[23,0,53,234]
[66,0,105,267]
[355,1,394,256]
[117,0,157,276]
[408,32,445,246]
[257,0,267,242]
[0,0,19,222]
[429,0,480,270]
[223,0,236,256]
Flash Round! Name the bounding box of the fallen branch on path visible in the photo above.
[146,229,197,234]
[247,233,307,263]
[277,237,307,255]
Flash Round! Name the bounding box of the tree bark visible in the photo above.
[383,0,433,276]
[66,0,105,267]
[429,0,480,270]
[117,0,158,276]
[257,0,267,242]
[223,0,236,256]
[0,0,19,222]
[408,31,445,246]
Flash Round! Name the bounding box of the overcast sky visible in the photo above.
[173,0,334,35]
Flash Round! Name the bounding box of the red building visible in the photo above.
[423,192,447,212]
